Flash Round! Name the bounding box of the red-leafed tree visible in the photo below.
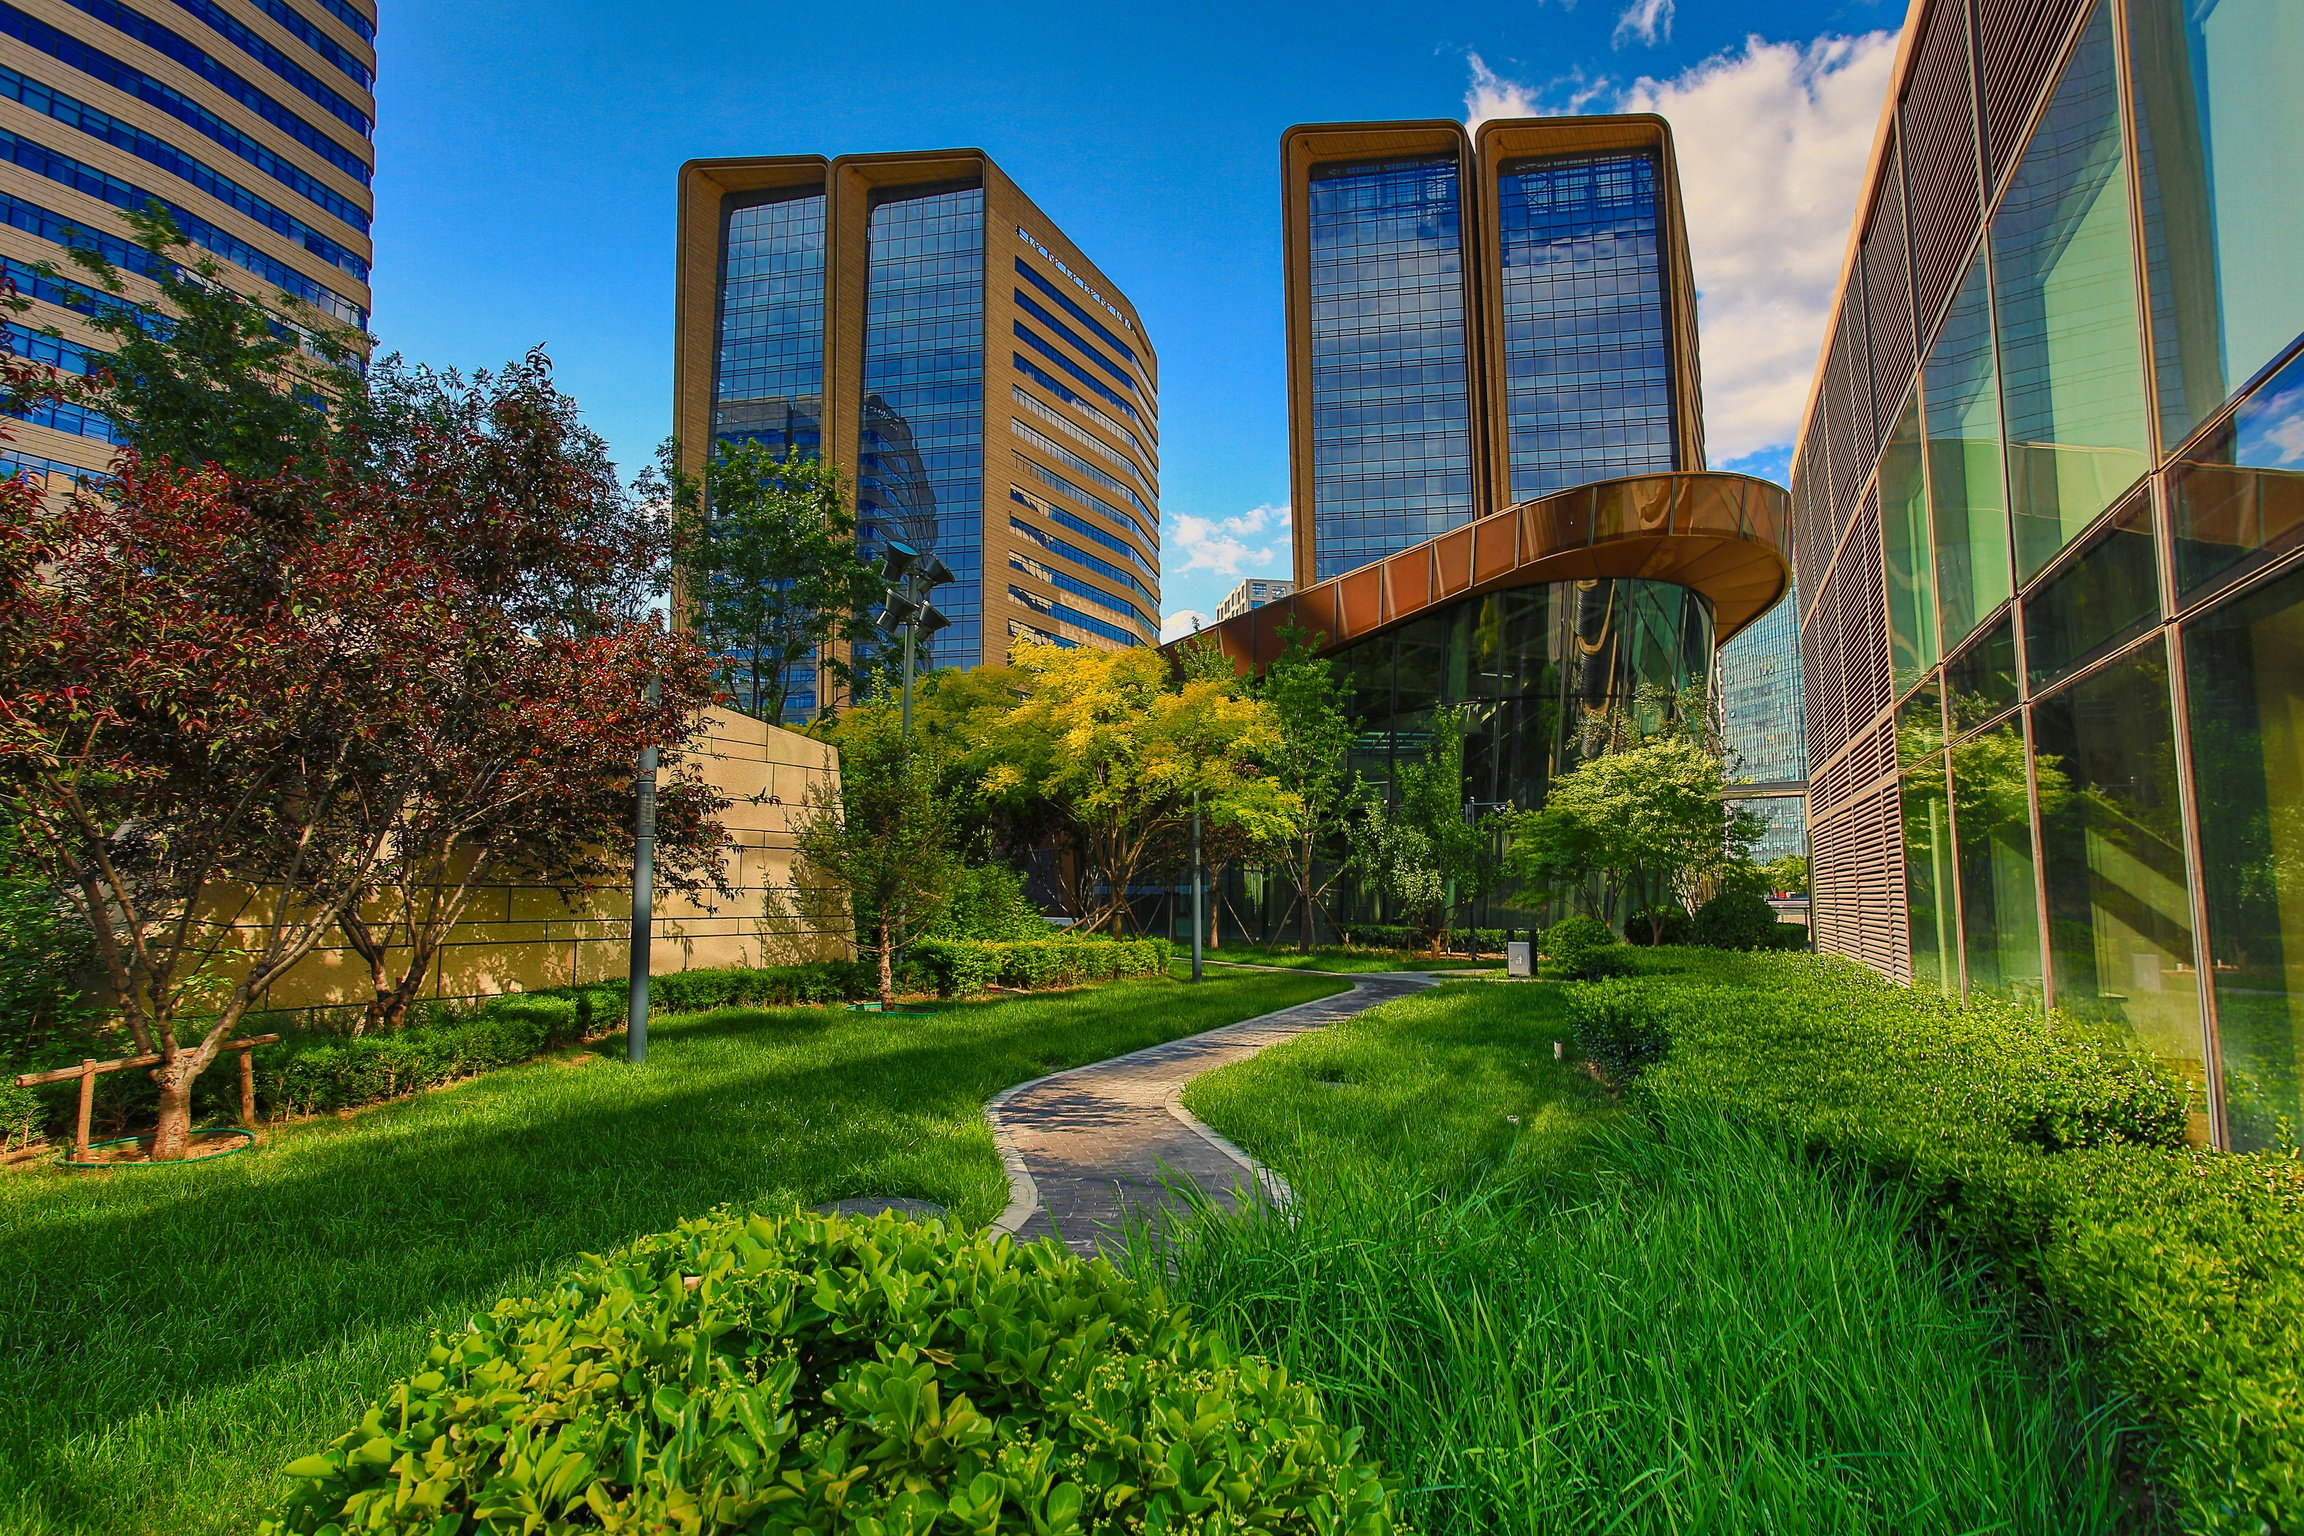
[334,355,729,1033]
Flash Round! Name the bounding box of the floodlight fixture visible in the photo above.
[879,539,919,583]
[875,592,920,631]
[914,603,951,637]
[916,553,955,590]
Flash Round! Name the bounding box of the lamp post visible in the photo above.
[1190,790,1204,983]
[872,538,954,751]
[627,674,660,1064]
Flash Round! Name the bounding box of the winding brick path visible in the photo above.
[986,971,1436,1253]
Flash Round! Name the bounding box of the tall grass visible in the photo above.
[0,969,1344,1536]
[1156,983,2153,1536]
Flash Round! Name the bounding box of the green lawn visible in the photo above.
[1168,981,2146,1536]
[1185,942,1496,974]
[0,969,1344,1536]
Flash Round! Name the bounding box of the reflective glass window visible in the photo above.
[2127,0,2304,447]
[2184,562,2304,1150]
[1897,674,1945,769]
[1953,718,2045,1002]
[1494,151,1676,501]
[1946,614,2020,734]
[2023,494,2159,687]
[1926,251,2014,647]
[1307,156,1475,581]
[1904,760,1958,992]
[860,185,985,669]
[2032,640,2205,1094]
[2167,347,2304,594]
[1991,2,2153,582]
[1881,389,1938,693]
[714,190,824,457]
[1718,582,1807,786]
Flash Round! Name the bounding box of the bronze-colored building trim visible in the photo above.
[1170,470,1790,674]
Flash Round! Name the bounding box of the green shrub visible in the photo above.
[921,862,1049,941]
[1562,952,2304,1533]
[254,999,588,1119]
[909,937,1173,997]
[1540,916,1623,980]
[1690,890,1781,950]
[1622,905,1691,945]
[1340,923,1509,953]
[259,1207,1399,1536]
[646,961,872,1015]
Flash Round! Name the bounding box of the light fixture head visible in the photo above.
[875,592,920,631]
[916,553,956,590]
[914,603,951,636]
[879,539,919,583]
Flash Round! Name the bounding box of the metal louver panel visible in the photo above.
[1897,0,1982,342]
[1976,0,2089,190]
[1860,140,1917,459]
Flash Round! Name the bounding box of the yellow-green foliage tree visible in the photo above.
[980,640,1296,933]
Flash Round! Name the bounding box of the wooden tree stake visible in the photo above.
[239,1049,256,1131]
[74,1061,95,1163]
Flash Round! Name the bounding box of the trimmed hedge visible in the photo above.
[908,937,1172,998]
[645,961,875,1015]
[1539,915,1626,980]
[1564,951,2300,1534]
[1338,924,1510,953]
[260,1208,1399,1536]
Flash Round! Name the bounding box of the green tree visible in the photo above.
[1250,629,1360,952]
[38,207,372,477]
[1349,707,1510,956]
[663,438,883,725]
[1762,852,1810,895]
[1536,736,1761,942]
[791,703,964,1007]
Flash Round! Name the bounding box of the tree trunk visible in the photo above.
[148,1053,203,1161]
[876,912,895,1009]
[1298,844,1315,954]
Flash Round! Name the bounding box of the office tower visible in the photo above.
[0,0,377,482]
[1792,0,2304,1149]
[673,150,1160,715]
[1719,581,1809,862]
[1190,117,1788,827]
[1215,577,1292,622]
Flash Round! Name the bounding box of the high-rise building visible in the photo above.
[1187,116,1790,833]
[1719,581,1809,862]
[1791,0,2304,1149]
[673,151,1160,716]
[0,0,378,483]
[1215,576,1292,622]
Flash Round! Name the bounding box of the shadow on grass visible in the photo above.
[0,969,1345,1536]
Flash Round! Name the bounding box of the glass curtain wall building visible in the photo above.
[674,151,1161,717]
[1792,0,2304,1148]
[0,0,378,483]
[1175,118,1791,938]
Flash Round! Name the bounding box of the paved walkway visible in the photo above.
[987,972,1435,1253]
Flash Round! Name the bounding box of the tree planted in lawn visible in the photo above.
[1535,736,1762,942]
[1249,628,1361,952]
[791,705,962,1007]
[662,437,883,726]
[980,640,1294,933]
[1348,706,1510,956]
[0,456,457,1158]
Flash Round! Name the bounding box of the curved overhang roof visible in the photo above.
[1169,470,1791,674]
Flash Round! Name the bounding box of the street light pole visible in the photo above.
[627,674,660,1064]
[1191,790,1204,983]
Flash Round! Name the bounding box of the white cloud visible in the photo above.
[1160,610,1211,644]
[1167,501,1291,580]
[1464,31,1900,465]
[1613,0,1674,48]
[1465,53,1542,123]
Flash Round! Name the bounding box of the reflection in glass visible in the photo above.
[1719,584,1806,786]
[2184,563,2304,1150]
[2127,0,2304,447]
[1946,615,2019,735]
[1495,152,1677,500]
[860,185,985,670]
[1991,2,2153,582]
[1926,250,2014,649]
[2024,495,2159,687]
[1307,157,1475,581]
[1881,389,1939,694]
[1897,675,1944,769]
[714,190,825,457]
[1953,719,2045,1003]
[1904,761,1957,992]
[2168,347,2304,593]
[2031,641,2205,1093]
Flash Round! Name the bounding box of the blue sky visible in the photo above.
[367,0,1907,628]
